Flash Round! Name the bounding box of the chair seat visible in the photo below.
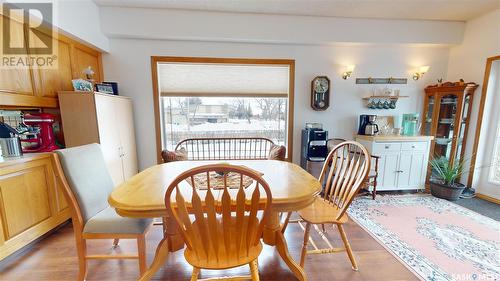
[184,216,263,270]
[368,170,377,178]
[83,207,153,234]
[298,197,349,224]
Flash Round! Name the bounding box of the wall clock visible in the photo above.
[311,76,330,111]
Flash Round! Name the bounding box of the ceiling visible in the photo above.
[93,0,499,21]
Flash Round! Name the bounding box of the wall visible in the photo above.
[446,9,500,197]
[103,39,449,170]
[53,0,109,51]
[99,6,464,45]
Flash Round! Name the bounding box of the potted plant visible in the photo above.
[429,156,466,201]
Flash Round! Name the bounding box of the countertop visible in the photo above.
[0,152,52,168]
[355,134,434,142]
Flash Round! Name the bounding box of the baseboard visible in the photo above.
[476,193,500,204]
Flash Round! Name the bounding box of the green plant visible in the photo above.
[429,156,466,186]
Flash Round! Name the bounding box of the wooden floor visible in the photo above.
[0,217,418,281]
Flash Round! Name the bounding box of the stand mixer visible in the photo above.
[19,113,59,152]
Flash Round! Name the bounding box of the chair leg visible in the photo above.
[337,224,358,271]
[75,237,88,281]
[112,239,120,248]
[137,235,147,275]
[299,222,311,267]
[190,267,200,281]
[372,180,377,200]
[249,259,259,281]
[281,212,292,233]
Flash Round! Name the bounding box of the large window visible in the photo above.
[152,57,295,162]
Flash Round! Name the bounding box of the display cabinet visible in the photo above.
[422,82,478,180]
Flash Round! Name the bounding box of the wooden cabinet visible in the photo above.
[0,14,103,108]
[422,82,478,182]
[58,92,138,185]
[0,153,70,261]
[357,136,433,191]
[0,15,35,97]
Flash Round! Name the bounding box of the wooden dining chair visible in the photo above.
[288,141,370,270]
[52,144,153,281]
[327,138,379,199]
[164,164,272,281]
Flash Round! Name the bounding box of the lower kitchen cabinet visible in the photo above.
[0,153,70,261]
[356,135,434,191]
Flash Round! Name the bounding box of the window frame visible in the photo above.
[151,56,295,164]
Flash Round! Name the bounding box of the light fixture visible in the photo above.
[342,65,355,80]
[413,66,429,80]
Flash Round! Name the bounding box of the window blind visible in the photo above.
[158,63,290,97]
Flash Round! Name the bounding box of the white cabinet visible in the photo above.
[59,92,138,185]
[356,135,433,191]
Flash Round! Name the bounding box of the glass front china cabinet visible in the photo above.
[422,82,478,181]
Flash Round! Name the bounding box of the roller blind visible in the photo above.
[158,63,290,97]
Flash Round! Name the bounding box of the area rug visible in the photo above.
[348,195,500,281]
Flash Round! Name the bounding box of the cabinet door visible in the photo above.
[30,33,73,98]
[0,16,34,96]
[72,45,101,81]
[95,94,124,185]
[377,152,400,190]
[0,159,53,240]
[398,151,426,189]
[115,98,138,180]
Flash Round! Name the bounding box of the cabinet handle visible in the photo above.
[396,170,404,173]
[385,145,390,149]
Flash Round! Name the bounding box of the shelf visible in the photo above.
[362,95,409,100]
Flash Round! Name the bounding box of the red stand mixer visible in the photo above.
[20,113,59,153]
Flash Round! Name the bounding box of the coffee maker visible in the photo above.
[358,114,379,136]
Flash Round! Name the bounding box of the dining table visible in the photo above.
[108,159,321,281]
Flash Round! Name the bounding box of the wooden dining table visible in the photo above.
[108,160,321,281]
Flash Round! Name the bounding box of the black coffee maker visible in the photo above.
[358,114,379,135]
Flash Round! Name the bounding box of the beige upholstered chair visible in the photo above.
[164,164,272,281]
[297,141,370,270]
[52,144,153,281]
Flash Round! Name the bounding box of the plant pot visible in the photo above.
[430,181,465,201]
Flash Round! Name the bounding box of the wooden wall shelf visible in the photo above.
[356,77,408,84]
[362,95,409,100]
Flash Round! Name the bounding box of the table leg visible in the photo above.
[163,216,185,252]
[138,237,169,281]
[263,211,307,281]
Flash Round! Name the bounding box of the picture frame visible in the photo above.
[95,83,115,95]
[71,79,93,92]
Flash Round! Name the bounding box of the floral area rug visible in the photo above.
[348,195,500,281]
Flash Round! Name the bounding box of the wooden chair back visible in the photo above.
[175,137,276,160]
[318,141,370,220]
[164,164,272,265]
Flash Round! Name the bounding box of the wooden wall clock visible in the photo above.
[311,76,330,111]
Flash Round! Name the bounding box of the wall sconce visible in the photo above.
[342,65,355,80]
[413,66,429,80]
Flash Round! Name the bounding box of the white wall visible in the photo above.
[446,9,500,197]
[100,6,464,46]
[53,0,109,51]
[103,39,449,170]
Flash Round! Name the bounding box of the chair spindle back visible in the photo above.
[164,164,272,265]
[318,141,370,219]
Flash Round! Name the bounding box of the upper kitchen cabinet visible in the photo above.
[0,15,35,98]
[72,45,103,82]
[0,14,103,108]
[28,26,74,99]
